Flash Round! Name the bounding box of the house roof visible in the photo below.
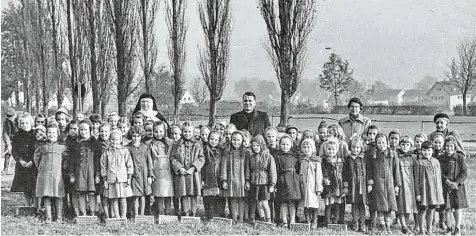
[403,89,425,98]
[427,81,461,96]
[372,89,403,101]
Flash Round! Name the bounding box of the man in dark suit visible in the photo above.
[230,92,271,138]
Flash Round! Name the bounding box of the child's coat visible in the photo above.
[149,138,175,197]
[299,155,323,208]
[221,146,251,198]
[367,148,401,212]
[34,141,68,198]
[171,139,205,197]
[414,157,444,206]
[126,142,153,196]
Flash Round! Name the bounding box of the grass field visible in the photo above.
[2,152,476,235]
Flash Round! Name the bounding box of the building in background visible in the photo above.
[426,81,472,110]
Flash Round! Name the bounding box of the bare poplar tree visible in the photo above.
[165,0,188,122]
[138,0,159,93]
[190,76,208,107]
[258,0,317,127]
[106,0,140,116]
[197,0,232,126]
[86,0,102,113]
[48,0,65,108]
[446,38,476,116]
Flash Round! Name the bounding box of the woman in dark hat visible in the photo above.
[132,93,169,127]
[428,113,465,156]
[338,97,371,142]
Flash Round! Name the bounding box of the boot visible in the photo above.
[56,199,63,223]
[324,206,331,226]
[332,205,340,224]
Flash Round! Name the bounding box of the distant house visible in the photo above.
[426,81,471,110]
[371,89,405,105]
[402,89,426,105]
[179,90,198,107]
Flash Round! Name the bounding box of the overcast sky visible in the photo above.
[2,0,475,99]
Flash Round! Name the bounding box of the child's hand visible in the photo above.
[367,185,372,193]
[104,181,109,189]
[179,168,187,175]
[19,160,27,167]
[186,167,195,175]
[222,182,228,190]
[95,176,100,184]
[269,186,275,193]
[395,186,400,196]
[447,181,458,190]
[70,176,75,184]
[316,191,321,196]
[147,177,153,185]
[245,182,250,191]
[126,179,131,186]
[26,161,33,168]
[324,178,330,186]
[416,195,421,202]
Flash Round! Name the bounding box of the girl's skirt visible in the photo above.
[104,182,132,199]
[324,196,342,206]
[250,185,270,201]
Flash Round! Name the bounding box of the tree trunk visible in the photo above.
[279,89,290,127]
[462,92,467,116]
[51,0,63,109]
[208,93,216,126]
[35,79,41,114]
[334,92,339,107]
[88,0,100,114]
[66,0,77,117]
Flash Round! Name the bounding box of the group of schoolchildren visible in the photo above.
[9,108,468,235]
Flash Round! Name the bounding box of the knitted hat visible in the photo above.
[421,141,433,150]
[55,107,69,116]
[34,125,46,133]
[285,124,298,133]
[433,113,449,122]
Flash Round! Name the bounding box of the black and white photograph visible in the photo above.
[1,0,475,235]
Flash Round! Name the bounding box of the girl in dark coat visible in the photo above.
[343,136,367,232]
[10,113,37,208]
[367,133,401,234]
[440,136,467,236]
[220,131,250,223]
[202,131,226,219]
[321,138,345,225]
[249,135,277,223]
[275,135,301,227]
[69,119,102,216]
[126,125,154,216]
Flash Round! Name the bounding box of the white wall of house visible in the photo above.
[450,94,472,109]
[179,90,198,106]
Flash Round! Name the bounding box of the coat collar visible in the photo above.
[341,114,365,124]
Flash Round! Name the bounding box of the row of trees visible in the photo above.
[2,0,321,127]
[1,0,231,124]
